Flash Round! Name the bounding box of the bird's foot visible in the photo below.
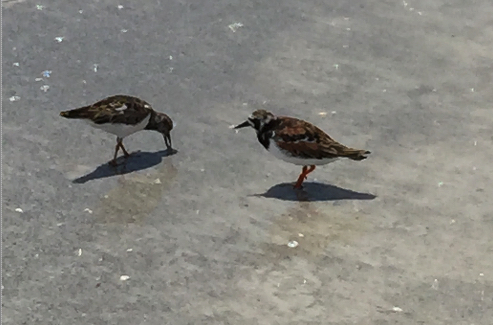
[293,180,305,189]
[126,150,141,158]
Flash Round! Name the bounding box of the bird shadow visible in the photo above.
[250,182,377,202]
[72,149,178,184]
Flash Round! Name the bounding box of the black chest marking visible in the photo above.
[255,120,279,150]
[257,131,272,150]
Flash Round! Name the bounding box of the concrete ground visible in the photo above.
[2,0,492,324]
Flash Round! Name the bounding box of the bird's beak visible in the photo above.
[233,120,250,129]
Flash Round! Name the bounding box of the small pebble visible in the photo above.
[78,249,82,256]
[392,306,403,312]
[15,208,23,213]
[84,208,93,214]
[287,240,299,248]
[120,275,130,281]
[54,37,64,43]
[13,62,19,67]
[9,96,20,102]
[126,248,133,252]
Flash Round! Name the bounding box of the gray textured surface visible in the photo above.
[2,0,493,324]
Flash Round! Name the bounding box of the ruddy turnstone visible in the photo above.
[232,109,370,189]
[60,95,174,166]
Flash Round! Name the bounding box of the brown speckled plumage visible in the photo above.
[60,95,174,166]
[233,109,370,188]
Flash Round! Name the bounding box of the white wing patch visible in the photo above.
[115,104,127,112]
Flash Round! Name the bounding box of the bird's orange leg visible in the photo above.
[293,165,316,189]
[109,142,121,166]
[118,141,131,158]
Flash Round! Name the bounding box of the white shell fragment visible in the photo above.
[229,124,240,133]
[287,240,299,248]
[120,275,130,281]
[15,208,23,213]
[392,306,403,312]
[228,22,244,32]
[9,96,20,102]
[84,208,93,214]
[55,37,64,42]
[432,278,439,290]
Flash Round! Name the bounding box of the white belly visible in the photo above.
[268,142,339,166]
[85,114,150,138]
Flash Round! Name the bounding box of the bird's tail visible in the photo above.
[342,148,371,161]
[59,107,90,119]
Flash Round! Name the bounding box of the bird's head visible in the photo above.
[232,109,276,133]
[148,112,174,150]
